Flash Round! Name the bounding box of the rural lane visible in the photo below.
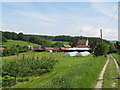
[94,55,110,88]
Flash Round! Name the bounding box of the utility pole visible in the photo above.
[100,29,103,43]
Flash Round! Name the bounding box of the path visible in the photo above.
[94,55,110,88]
[94,55,119,89]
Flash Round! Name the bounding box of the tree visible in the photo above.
[108,44,116,53]
[2,36,7,42]
[115,41,120,54]
[51,42,63,47]
[18,32,24,41]
[93,42,109,57]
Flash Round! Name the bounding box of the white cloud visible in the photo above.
[15,10,56,23]
[79,26,118,40]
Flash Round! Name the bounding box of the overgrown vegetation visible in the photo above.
[2,55,58,87]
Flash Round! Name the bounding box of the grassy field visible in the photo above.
[51,41,69,45]
[2,40,40,48]
[103,55,119,88]
[1,52,107,88]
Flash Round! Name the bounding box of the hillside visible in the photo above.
[2,40,40,48]
[51,41,69,45]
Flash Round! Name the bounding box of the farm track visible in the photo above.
[94,55,110,88]
[95,55,119,89]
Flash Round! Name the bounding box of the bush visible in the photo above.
[93,42,109,57]
[17,77,29,82]
[2,75,16,87]
[108,44,117,54]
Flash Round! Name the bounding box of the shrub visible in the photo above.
[2,75,16,87]
[93,42,109,57]
[17,77,29,82]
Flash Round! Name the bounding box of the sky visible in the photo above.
[1,1,118,40]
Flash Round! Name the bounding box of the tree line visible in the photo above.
[2,31,111,47]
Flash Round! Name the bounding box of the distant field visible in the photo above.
[2,52,107,88]
[51,41,69,45]
[2,40,40,48]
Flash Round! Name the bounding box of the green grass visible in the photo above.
[103,55,119,88]
[2,52,107,88]
[51,41,69,45]
[2,40,40,48]
[112,54,120,66]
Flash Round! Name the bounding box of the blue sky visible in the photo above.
[1,2,118,40]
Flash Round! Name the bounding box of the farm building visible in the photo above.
[64,51,90,57]
[76,39,90,48]
[60,45,71,51]
[28,46,44,52]
[43,47,60,52]
[60,39,91,52]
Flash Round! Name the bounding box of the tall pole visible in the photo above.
[100,29,103,43]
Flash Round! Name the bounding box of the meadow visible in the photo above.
[1,52,107,88]
[51,41,69,45]
[2,40,40,48]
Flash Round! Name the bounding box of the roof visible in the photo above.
[76,46,90,48]
[32,47,41,50]
[44,47,59,50]
[77,39,87,45]
[68,48,90,50]
[64,51,78,56]
[62,45,71,48]
[60,47,68,50]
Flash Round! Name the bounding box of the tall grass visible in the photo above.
[44,56,106,88]
[112,54,120,65]
[13,54,107,88]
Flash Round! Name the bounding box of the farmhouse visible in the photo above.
[43,47,60,52]
[76,39,89,48]
[59,45,71,51]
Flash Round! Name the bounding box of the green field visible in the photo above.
[2,40,69,48]
[2,52,107,88]
[2,40,40,48]
[51,41,69,45]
